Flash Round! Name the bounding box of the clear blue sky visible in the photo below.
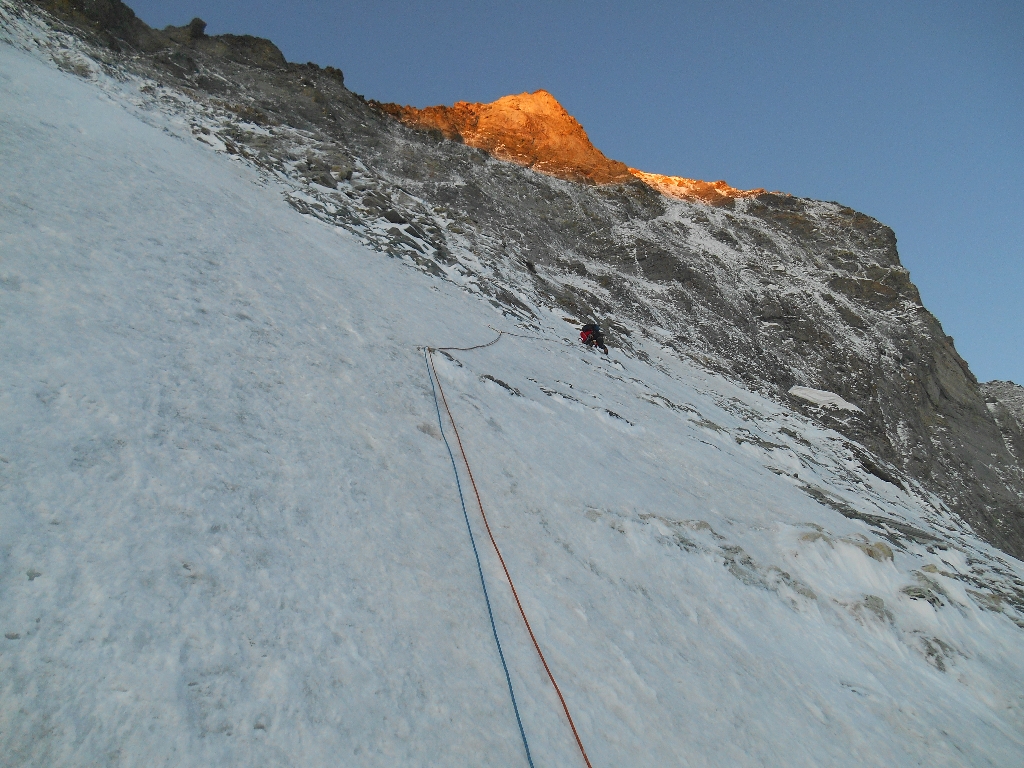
[127,1,1023,385]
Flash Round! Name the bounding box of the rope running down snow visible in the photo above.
[434,327,573,355]
[434,329,505,352]
[426,344,595,768]
[423,348,536,768]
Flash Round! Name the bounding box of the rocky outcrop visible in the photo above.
[373,90,635,185]
[985,381,1024,422]
[18,0,1024,560]
[982,381,1024,466]
[28,1,287,69]
[162,17,285,70]
[376,91,774,204]
[373,92,770,204]
[30,0,164,50]
[628,169,767,206]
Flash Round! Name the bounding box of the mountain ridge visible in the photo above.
[372,89,772,203]
[371,89,634,185]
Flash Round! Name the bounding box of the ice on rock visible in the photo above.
[788,386,863,412]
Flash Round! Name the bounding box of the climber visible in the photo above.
[580,323,608,354]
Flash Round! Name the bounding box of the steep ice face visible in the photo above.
[2,9,1024,767]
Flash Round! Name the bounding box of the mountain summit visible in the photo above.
[375,90,766,202]
[374,89,635,185]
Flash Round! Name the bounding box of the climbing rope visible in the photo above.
[434,325,574,354]
[426,344,595,768]
[424,347,535,768]
[434,329,505,352]
[487,325,575,347]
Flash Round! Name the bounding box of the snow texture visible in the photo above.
[789,387,863,412]
[2,15,1024,767]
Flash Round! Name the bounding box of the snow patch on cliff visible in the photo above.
[789,386,863,412]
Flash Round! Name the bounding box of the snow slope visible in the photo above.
[2,24,1024,767]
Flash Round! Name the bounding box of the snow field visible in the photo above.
[1,30,1024,767]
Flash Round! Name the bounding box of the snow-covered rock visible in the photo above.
[2,3,1024,766]
[789,386,863,412]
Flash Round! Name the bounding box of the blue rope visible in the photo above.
[424,348,536,768]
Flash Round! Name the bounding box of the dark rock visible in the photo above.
[981,380,1024,466]
[153,50,197,78]
[31,0,165,51]
[323,66,344,86]
[828,275,900,309]
[313,173,337,189]
[163,17,206,44]
[901,584,943,608]
[195,34,287,70]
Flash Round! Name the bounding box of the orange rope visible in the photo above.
[427,349,594,768]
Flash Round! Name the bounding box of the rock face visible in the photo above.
[31,0,163,50]
[374,90,635,185]
[374,91,769,204]
[21,0,1024,559]
[162,17,286,70]
[982,381,1024,468]
[29,1,287,66]
[628,168,767,206]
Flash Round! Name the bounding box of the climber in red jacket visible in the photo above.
[580,323,608,354]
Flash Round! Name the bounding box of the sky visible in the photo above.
[126,0,1023,384]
